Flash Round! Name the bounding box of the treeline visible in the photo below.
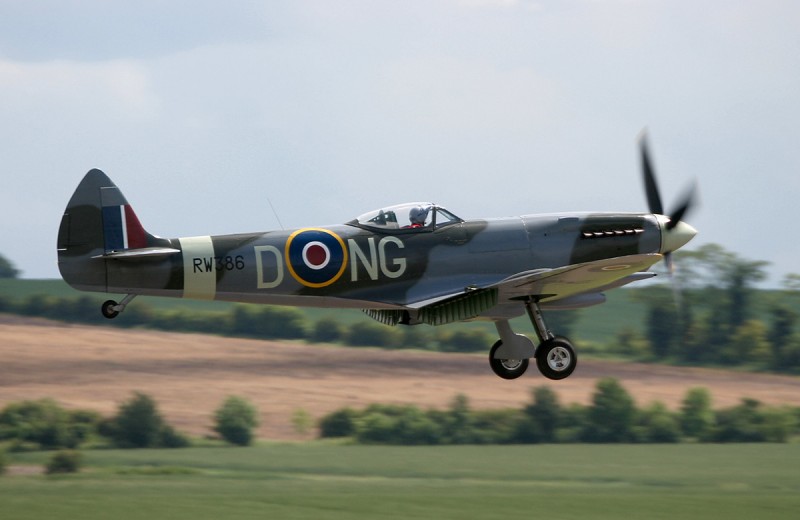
[0,293,495,353]
[319,379,800,445]
[3,243,800,373]
[621,244,800,373]
[0,393,260,454]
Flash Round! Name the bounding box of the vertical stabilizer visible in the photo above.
[57,169,158,291]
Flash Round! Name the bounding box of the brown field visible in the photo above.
[1,314,799,440]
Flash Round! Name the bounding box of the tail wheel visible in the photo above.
[489,340,529,380]
[101,300,119,319]
[535,337,577,380]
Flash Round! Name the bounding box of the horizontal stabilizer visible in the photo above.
[92,247,180,260]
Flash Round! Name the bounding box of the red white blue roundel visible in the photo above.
[285,228,348,288]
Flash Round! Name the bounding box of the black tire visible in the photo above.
[535,337,577,380]
[101,300,119,319]
[489,340,529,380]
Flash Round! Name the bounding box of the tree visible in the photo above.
[442,394,475,444]
[636,402,681,443]
[214,396,260,446]
[0,253,20,278]
[721,320,769,366]
[680,387,714,439]
[45,450,82,474]
[0,399,72,449]
[109,392,165,448]
[319,407,358,438]
[768,304,797,370]
[311,317,343,343]
[583,378,636,443]
[518,386,561,443]
[677,244,768,336]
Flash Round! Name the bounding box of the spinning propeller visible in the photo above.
[639,132,698,276]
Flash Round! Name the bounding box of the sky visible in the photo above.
[1,0,798,286]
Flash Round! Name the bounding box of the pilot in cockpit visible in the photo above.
[407,206,429,228]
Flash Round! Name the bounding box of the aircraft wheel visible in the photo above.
[536,337,577,380]
[489,340,529,380]
[101,300,119,319]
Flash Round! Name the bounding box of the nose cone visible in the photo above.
[657,215,698,253]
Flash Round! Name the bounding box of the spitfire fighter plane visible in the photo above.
[57,136,696,380]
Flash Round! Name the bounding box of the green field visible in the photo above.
[3,443,799,519]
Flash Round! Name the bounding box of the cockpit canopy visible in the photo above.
[348,202,462,232]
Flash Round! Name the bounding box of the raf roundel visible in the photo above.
[285,228,348,288]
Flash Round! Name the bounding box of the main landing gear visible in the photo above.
[100,294,137,319]
[489,299,577,381]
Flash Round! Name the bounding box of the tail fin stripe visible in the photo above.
[124,205,148,249]
[102,205,127,252]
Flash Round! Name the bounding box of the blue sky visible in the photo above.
[1,0,798,284]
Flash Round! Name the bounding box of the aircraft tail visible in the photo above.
[57,169,165,291]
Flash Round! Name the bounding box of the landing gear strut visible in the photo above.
[100,294,137,319]
[489,299,578,380]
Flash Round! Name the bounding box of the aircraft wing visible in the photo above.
[493,253,662,303]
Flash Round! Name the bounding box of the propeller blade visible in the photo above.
[640,133,664,215]
[666,182,697,230]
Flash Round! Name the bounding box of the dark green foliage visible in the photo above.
[635,402,681,443]
[0,449,6,475]
[709,398,797,443]
[109,393,163,448]
[213,396,260,446]
[229,305,307,339]
[680,387,714,439]
[354,405,442,445]
[104,392,186,448]
[158,425,191,448]
[516,386,561,443]
[319,407,358,438]
[0,253,20,278]
[646,303,678,358]
[440,394,475,444]
[437,329,493,353]
[45,450,82,474]
[0,399,79,449]
[582,378,636,443]
[345,321,400,347]
[311,316,344,343]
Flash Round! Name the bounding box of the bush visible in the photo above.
[0,399,74,449]
[437,329,493,353]
[518,387,562,443]
[635,402,681,443]
[45,450,82,475]
[354,405,443,445]
[311,317,344,343]
[319,407,358,438]
[214,396,260,446]
[229,305,307,339]
[345,322,400,347]
[109,393,164,448]
[582,378,636,443]
[158,425,191,448]
[0,449,6,475]
[680,387,714,439]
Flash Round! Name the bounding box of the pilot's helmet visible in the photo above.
[409,206,428,225]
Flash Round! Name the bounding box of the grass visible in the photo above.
[3,443,800,519]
